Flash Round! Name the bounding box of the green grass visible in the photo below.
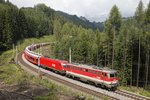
[119,86,150,98]
[0,50,14,65]
[0,64,24,84]
[34,93,58,100]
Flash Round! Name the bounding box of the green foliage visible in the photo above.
[53,22,98,64]
[53,19,62,39]
[17,9,28,39]
[108,5,122,33]
[0,2,27,50]
[104,5,122,67]
[22,4,54,37]
[145,2,150,24]
[0,3,55,50]
[135,0,145,25]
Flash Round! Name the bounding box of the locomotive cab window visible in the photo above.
[102,73,107,77]
[109,73,117,78]
[84,69,88,72]
[104,73,107,77]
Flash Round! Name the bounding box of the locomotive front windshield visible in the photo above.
[109,73,117,78]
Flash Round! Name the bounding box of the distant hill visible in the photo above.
[56,11,104,31]
[22,5,104,32]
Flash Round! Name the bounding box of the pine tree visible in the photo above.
[135,0,145,25]
[17,9,27,39]
[53,19,62,40]
[61,22,71,35]
[145,1,150,88]
[145,2,150,24]
[104,5,122,69]
[109,5,122,34]
[135,0,145,87]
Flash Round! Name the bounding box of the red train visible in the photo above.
[24,43,119,90]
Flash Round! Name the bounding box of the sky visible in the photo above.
[9,0,150,22]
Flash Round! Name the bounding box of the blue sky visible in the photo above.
[9,0,150,22]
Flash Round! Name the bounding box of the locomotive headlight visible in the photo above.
[112,80,118,84]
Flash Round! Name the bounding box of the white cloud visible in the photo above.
[9,0,150,22]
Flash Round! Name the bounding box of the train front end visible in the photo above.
[106,70,119,90]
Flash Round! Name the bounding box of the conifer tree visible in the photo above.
[145,2,150,24]
[135,0,145,87]
[145,1,150,88]
[104,5,122,68]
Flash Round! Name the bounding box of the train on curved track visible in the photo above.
[24,43,119,90]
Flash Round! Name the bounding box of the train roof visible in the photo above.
[68,63,117,73]
[99,67,117,73]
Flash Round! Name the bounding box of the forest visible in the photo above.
[0,0,150,89]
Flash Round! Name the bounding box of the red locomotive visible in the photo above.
[24,43,119,90]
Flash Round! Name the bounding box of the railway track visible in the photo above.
[115,90,150,100]
[17,52,150,100]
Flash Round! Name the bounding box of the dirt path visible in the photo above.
[0,83,50,100]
